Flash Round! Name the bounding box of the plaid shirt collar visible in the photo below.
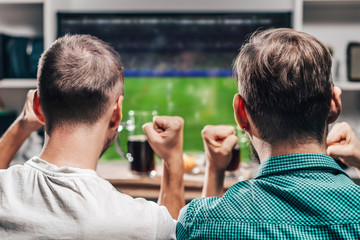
[255,153,347,179]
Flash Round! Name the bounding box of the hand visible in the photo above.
[201,125,238,172]
[142,116,184,170]
[143,116,185,218]
[18,90,43,133]
[327,122,360,170]
[0,90,42,169]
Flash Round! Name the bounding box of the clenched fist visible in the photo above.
[202,125,238,172]
[327,122,360,170]
[142,116,184,171]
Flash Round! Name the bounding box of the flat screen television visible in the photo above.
[57,12,292,159]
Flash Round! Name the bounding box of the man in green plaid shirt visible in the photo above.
[177,28,360,239]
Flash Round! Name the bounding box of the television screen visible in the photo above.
[57,12,292,159]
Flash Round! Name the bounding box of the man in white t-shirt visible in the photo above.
[0,34,184,239]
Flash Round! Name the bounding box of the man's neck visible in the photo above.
[252,135,327,163]
[39,125,106,171]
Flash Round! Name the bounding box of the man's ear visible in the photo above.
[109,95,124,129]
[233,94,249,130]
[327,86,342,124]
[33,90,45,124]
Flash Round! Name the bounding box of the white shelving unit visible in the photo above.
[0,0,43,111]
[302,0,360,135]
[303,0,360,88]
[0,79,37,89]
[0,0,43,3]
[336,82,360,91]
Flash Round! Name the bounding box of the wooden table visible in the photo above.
[96,161,360,201]
[96,161,258,201]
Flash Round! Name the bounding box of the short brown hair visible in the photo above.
[37,34,124,133]
[234,28,332,144]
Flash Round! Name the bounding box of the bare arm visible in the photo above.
[327,122,360,176]
[201,125,238,197]
[0,90,42,169]
[143,116,185,219]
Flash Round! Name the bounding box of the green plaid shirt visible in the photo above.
[177,154,360,239]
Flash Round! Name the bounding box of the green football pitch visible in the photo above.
[101,76,238,161]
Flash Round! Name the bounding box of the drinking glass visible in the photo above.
[117,110,158,177]
[226,125,241,172]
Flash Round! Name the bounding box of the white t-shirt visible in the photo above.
[0,157,176,239]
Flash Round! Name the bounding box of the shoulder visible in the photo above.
[176,180,257,239]
[94,189,176,238]
[176,195,229,239]
[0,163,29,179]
[120,197,176,239]
[178,180,257,221]
[177,198,207,239]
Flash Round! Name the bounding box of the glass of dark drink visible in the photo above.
[226,143,240,171]
[225,125,242,178]
[116,110,157,177]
